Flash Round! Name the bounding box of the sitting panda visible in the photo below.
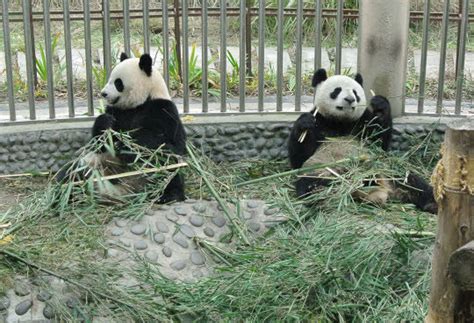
[57,53,186,203]
[288,69,437,213]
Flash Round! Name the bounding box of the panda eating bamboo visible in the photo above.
[288,69,437,214]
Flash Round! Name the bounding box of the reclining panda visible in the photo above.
[288,69,437,213]
[57,53,186,203]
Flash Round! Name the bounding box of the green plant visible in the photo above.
[92,65,108,91]
[35,32,62,82]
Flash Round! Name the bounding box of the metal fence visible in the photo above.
[0,0,472,123]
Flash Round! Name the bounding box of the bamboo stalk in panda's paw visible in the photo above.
[298,107,319,143]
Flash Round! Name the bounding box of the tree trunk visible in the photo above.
[425,118,474,323]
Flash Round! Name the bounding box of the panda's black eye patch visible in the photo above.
[330,87,342,99]
[114,78,124,92]
[353,90,360,103]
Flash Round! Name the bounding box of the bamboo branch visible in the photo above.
[66,162,188,186]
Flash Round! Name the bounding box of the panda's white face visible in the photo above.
[101,55,171,109]
[314,75,367,121]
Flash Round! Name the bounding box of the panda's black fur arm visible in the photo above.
[92,113,116,138]
[288,111,325,169]
[356,95,393,151]
[95,98,186,164]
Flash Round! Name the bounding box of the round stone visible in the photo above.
[37,290,52,302]
[248,222,261,232]
[145,251,159,263]
[185,199,197,204]
[14,281,31,296]
[247,200,259,209]
[170,260,187,271]
[190,251,205,265]
[115,219,128,227]
[192,204,206,213]
[173,233,189,249]
[153,233,165,244]
[211,216,226,228]
[66,297,80,308]
[134,240,148,250]
[264,207,279,216]
[162,246,172,257]
[242,211,253,220]
[155,221,170,233]
[203,227,215,237]
[166,214,179,222]
[0,296,10,311]
[43,304,54,319]
[119,238,131,247]
[130,224,146,235]
[180,224,196,238]
[106,248,120,258]
[174,206,188,216]
[15,300,33,315]
[158,205,171,211]
[111,228,124,236]
[189,215,204,227]
[145,209,154,216]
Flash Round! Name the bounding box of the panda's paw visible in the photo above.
[370,95,391,119]
[95,113,116,133]
[295,113,316,133]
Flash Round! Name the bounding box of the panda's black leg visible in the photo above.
[158,173,185,204]
[295,177,330,198]
[396,173,438,214]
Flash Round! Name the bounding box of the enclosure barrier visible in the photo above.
[0,0,472,123]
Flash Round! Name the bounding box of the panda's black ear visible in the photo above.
[120,52,129,62]
[354,73,363,86]
[312,69,328,87]
[139,54,153,76]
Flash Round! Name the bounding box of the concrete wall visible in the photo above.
[0,114,452,174]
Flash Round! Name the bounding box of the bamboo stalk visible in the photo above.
[0,172,50,179]
[186,145,251,245]
[235,157,356,187]
[66,162,188,186]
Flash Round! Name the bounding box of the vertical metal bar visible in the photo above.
[22,0,35,120]
[220,0,227,112]
[258,0,265,112]
[436,0,450,114]
[454,0,469,115]
[173,0,182,80]
[201,0,208,112]
[63,0,75,117]
[182,0,189,113]
[123,0,131,56]
[28,2,38,88]
[84,0,94,115]
[245,0,252,75]
[2,0,15,121]
[162,0,170,87]
[143,0,150,54]
[276,0,284,112]
[335,0,343,74]
[102,0,112,79]
[417,0,430,115]
[295,0,303,111]
[43,0,55,119]
[314,0,322,71]
[239,0,246,112]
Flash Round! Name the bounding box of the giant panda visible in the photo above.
[56,53,186,204]
[288,69,437,213]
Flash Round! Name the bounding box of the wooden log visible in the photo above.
[449,241,474,291]
[425,118,474,323]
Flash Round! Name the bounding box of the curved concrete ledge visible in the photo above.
[0,114,457,174]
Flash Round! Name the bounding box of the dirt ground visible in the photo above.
[0,177,49,213]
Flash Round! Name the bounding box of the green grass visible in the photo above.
[0,128,441,321]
